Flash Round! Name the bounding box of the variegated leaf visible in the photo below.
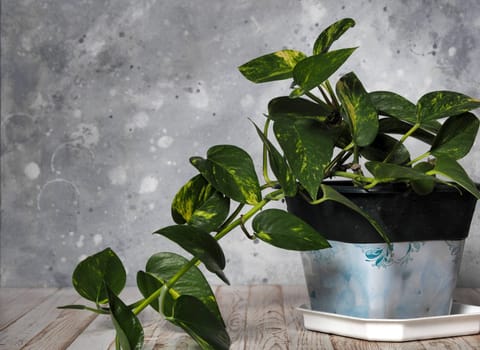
[72,248,126,304]
[171,174,229,231]
[238,50,307,83]
[313,18,356,54]
[430,113,479,160]
[252,209,330,250]
[336,72,378,147]
[416,91,480,122]
[293,48,357,96]
[273,119,334,200]
[190,145,261,205]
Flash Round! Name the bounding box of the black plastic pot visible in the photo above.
[286,181,478,243]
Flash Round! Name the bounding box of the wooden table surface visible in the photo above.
[0,285,479,349]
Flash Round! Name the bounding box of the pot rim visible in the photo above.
[321,180,479,195]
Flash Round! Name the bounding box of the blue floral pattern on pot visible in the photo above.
[360,242,424,268]
[302,240,465,319]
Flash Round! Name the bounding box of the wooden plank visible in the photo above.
[243,285,289,349]
[461,334,480,349]
[0,288,57,331]
[20,295,98,350]
[281,284,334,350]
[143,320,197,349]
[420,337,478,349]
[0,289,79,349]
[216,285,249,350]
[367,341,425,350]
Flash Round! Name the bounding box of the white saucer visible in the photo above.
[297,303,480,342]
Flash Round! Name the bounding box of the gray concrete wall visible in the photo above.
[1,0,480,287]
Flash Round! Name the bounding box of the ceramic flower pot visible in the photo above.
[286,181,477,319]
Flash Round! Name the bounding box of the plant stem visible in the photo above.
[305,91,329,106]
[217,202,245,233]
[324,80,340,109]
[406,151,431,166]
[353,144,360,167]
[383,123,420,163]
[214,189,283,241]
[333,170,376,185]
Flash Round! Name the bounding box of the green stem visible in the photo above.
[384,123,420,163]
[324,150,352,177]
[215,190,283,241]
[217,202,245,233]
[353,144,360,167]
[305,91,330,106]
[406,151,431,166]
[324,80,340,109]
[333,170,376,185]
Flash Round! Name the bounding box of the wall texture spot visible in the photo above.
[139,175,159,194]
[24,162,40,180]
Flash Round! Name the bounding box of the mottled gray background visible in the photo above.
[1,0,480,288]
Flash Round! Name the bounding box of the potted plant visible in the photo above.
[61,18,480,349]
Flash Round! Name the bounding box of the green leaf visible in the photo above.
[145,252,224,325]
[252,121,297,196]
[72,248,126,304]
[319,184,390,243]
[411,162,435,195]
[106,284,144,350]
[238,49,307,83]
[365,161,433,183]
[190,145,261,205]
[360,133,410,164]
[252,209,330,250]
[430,113,479,160]
[268,96,332,122]
[168,295,230,350]
[416,91,480,123]
[369,91,416,124]
[313,18,356,54]
[430,156,480,199]
[293,48,357,95]
[273,119,334,200]
[171,175,230,232]
[336,72,378,147]
[153,225,229,284]
[370,91,441,133]
[379,118,435,144]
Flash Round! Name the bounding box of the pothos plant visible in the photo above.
[61,18,480,349]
